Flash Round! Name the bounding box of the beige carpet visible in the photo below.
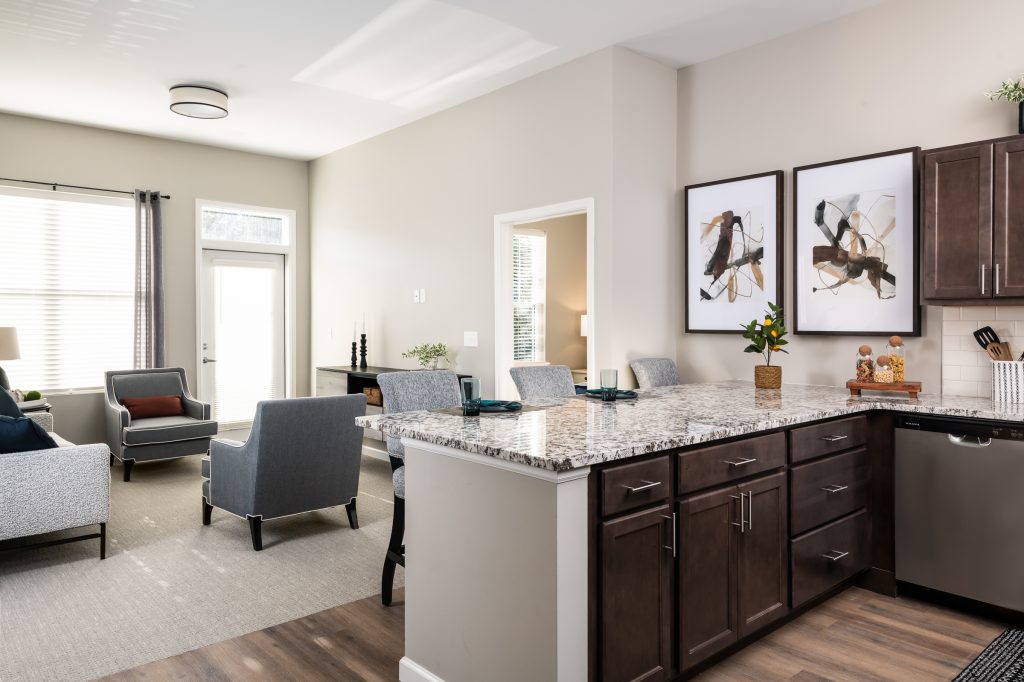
[0,451,401,681]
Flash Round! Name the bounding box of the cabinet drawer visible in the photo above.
[601,455,671,517]
[677,433,786,495]
[789,416,867,464]
[790,448,869,536]
[791,509,870,608]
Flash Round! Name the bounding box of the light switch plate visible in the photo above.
[464,331,478,347]
[413,289,421,303]
[420,288,427,303]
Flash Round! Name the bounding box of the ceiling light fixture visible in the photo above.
[169,85,228,119]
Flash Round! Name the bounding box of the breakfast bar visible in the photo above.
[357,381,1024,682]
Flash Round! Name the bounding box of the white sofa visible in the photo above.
[0,412,110,559]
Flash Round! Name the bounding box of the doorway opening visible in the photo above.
[195,200,297,428]
[494,198,595,400]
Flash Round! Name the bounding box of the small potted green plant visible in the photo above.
[741,302,789,389]
[986,74,1024,134]
[402,342,450,370]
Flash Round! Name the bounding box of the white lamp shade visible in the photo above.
[580,314,589,337]
[0,327,20,361]
[169,86,229,119]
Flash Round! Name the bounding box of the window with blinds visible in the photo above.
[512,231,546,363]
[0,187,134,391]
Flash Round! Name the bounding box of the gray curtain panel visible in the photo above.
[134,190,165,369]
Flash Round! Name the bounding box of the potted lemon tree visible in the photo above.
[741,302,789,389]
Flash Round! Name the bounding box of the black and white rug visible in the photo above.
[955,629,1024,681]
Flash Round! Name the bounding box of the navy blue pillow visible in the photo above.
[0,388,22,418]
[0,415,58,453]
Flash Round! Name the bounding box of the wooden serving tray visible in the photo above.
[846,380,921,400]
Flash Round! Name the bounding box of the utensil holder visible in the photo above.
[992,361,1024,403]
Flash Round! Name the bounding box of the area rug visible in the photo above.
[0,452,401,681]
[955,629,1024,681]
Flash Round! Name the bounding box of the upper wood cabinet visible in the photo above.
[922,134,1024,302]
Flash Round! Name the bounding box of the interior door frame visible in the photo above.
[493,198,596,400]
[194,199,297,406]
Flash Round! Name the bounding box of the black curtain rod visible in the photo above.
[0,177,170,200]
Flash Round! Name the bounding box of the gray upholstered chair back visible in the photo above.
[377,370,462,461]
[509,365,576,402]
[248,395,367,519]
[107,368,187,401]
[630,358,680,389]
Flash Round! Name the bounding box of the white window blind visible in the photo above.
[512,231,546,363]
[0,187,134,391]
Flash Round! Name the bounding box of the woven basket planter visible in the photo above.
[754,365,782,389]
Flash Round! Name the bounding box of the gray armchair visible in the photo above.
[509,365,577,402]
[630,358,680,389]
[104,368,217,481]
[201,395,367,551]
[376,369,462,606]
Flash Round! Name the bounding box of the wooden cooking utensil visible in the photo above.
[986,342,1013,361]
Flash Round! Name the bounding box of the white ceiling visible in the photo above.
[0,0,885,160]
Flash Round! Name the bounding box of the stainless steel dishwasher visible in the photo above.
[895,414,1024,611]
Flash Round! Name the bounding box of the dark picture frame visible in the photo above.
[684,170,784,334]
[792,147,921,336]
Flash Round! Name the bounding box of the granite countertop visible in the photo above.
[355,381,1024,472]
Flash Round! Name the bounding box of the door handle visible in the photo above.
[821,484,849,494]
[746,490,752,530]
[202,356,217,364]
[722,457,757,467]
[947,434,992,448]
[730,493,746,533]
[821,550,849,561]
[661,513,676,558]
[996,263,1001,295]
[982,264,987,295]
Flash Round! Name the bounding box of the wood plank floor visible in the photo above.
[103,587,1002,681]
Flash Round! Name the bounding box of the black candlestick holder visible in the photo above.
[359,333,368,369]
[350,341,358,368]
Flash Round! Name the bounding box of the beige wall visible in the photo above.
[518,214,587,369]
[0,113,310,443]
[311,48,677,395]
[676,0,1024,391]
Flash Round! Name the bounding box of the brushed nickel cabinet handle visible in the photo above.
[820,435,848,443]
[982,264,987,295]
[722,457,757,467]
[746,490,753,530]
[622,480,661,493]
[661,513,677,558]
[730,493,746,533]
[996,263,1001,295]
[821,484,849,494]
[822,550,849,561]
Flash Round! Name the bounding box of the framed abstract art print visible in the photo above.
[684,170,784,333]
[793,148,920,336]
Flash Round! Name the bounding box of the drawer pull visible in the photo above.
[622,480,661,494]
[820,435,848,443]
[821,484,849,494]
[821,550,849,561]
[661,513,677,557]
[722,457,757,467]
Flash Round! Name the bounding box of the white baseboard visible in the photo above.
[399,657,446,682]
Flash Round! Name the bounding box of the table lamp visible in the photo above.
[0,327,21,391]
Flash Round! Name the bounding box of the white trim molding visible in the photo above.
[399,657,447,682]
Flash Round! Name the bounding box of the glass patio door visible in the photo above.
[200,249,285,426]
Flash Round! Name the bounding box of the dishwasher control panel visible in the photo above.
[897,414,1024,441]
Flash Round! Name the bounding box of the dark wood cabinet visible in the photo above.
[678,472,788,670]
[921,134,1024,302]
[600,504,673,682]
[994,137,1024,297]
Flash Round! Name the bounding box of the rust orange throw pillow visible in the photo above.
[121,395,185,419]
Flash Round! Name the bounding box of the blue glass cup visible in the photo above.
[600,369,618,401]
[461,377,481,416]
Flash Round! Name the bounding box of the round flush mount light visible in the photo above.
[169,85,228,119]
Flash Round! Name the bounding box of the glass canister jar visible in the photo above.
[856,345,874,382]
[886,335,905,383]
[875,355,895,383]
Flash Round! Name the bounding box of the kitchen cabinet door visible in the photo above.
[994,137,1024,297]
[678,485,738,670]
[600,504,673,682]
[735,471,789,638]
[922,143,993,300]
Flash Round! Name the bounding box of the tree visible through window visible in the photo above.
[512,231,546,362]
[0,187,134,391]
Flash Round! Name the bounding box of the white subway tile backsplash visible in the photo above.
[942,306,1024,396]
